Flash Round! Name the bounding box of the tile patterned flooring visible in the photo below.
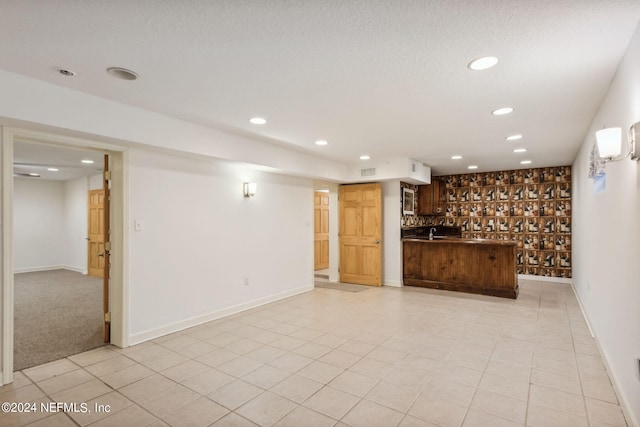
[0,279,629,426]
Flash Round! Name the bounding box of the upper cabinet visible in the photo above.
[418,179,445,215]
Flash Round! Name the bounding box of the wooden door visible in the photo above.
[87,154,111,343]
[102,155,111,343]
[87,189,105,278]
[314,191,330,270]
[339,183,382,286]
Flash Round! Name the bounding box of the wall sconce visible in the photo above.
[243,182,257,197]
[596,122,639,162]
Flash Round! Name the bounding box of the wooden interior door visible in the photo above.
[102,155,111,343]
[314,191,330,270]
[87,154,111,343]
[339,183,382,286]
[87,189,105,278]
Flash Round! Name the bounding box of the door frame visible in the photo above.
[0,126,129,386]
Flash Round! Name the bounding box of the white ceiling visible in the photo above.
[13,142,104,181]
[1,1,639,176]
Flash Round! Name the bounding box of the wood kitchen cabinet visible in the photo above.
[418,179,445,215]
[403,237,518,298]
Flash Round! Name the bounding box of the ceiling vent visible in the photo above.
[107,67,139,81]
[361,167,376,177]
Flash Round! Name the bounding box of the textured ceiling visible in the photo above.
[1,1,639,176]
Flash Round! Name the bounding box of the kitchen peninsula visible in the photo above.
[402,227,518,299]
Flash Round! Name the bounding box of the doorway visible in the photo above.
[1,127,127,385]
[312,183,339,284]
[12,141,108,370]
[312,183,382,287]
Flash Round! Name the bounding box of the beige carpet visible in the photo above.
[14,269,104,371]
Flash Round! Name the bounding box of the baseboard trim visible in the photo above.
[129,284,314,346]
[383,279,402,288]
[397,274,571,286]
[14,265,85,274]
[569,281,595,339]
[518,274,572,284]
[569,282,638,427]
[15,265,63,274]
[63,265,85,274]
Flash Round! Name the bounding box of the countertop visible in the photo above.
[402,237,517,246]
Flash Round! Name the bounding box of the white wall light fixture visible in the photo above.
[596,122,639,161]
[243,182,257,197]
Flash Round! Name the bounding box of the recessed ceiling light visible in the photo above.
[47,168,59,171]
[249,117,267,125]
[106,67,138,80]
[360,155,370,160]
[451,155,463,160]
[467,56,499,71]
[81,159,94,164]
[315,140,328,146]
[513,148,527,153]
[506,134,523,141]
[29,173,40,177]
[520,160,532,165]
[57,68,76,77]
[468,165,478,170]
[492,107,514,116]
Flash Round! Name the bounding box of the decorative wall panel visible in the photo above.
[401,166,572,278]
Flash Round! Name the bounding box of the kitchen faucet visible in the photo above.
[429,227,436,240]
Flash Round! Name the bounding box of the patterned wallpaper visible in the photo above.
[402,166,572,278]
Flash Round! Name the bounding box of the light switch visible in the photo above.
[134,220,143,231]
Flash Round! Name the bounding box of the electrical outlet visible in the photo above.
[244,278,249,286]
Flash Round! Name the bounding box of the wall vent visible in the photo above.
[361,167,376,177]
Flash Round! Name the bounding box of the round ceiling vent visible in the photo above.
[106,67,139,81]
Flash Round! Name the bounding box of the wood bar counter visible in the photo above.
[403,237,518,299]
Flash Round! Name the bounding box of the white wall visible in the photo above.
[128,149,314,343]
[346,158,430,184]
[572,24,640,426]
[382,180,402,286]
[63,176,89,272]
[88,173,102,190]
[14,178,65,272]
[14,175,102,273]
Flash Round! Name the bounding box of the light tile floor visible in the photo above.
[0,279,629,427]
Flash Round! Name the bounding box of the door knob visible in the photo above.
[375,240,381,244]
[98,253,105,257]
